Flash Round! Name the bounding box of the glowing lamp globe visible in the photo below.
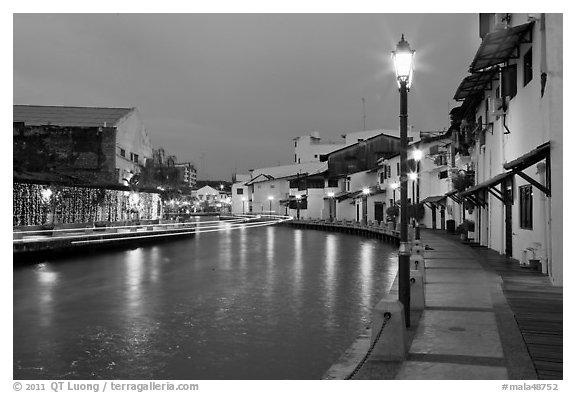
[392,34,415,89]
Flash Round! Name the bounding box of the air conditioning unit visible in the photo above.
[494,13,509,30]
[488,97,505,116]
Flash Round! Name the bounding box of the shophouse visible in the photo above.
[231,162,327,216]
[449,13,562,285]
[321,133,401,223]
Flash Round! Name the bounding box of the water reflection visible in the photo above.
[124,248,145,319]
[323,234,338,328]
[35,264,59,328]
[358,242,374,308]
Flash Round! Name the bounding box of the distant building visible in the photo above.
[175,163,197,188]
[13,105,153,185]
[293,131,344,164]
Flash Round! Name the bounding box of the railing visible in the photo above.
[13,215,294,244]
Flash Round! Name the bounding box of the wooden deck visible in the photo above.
[454,237,563,380]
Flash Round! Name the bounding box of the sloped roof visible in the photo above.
[13,105,135,127]
[247,162,327,183]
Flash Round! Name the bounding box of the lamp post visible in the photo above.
[362,187,370,225]
[393,33,415,327]
[268,195,274,215]
[391,182,399,205]
[241,197,246,215]
[295,194,301,220]
[327,191,335,221]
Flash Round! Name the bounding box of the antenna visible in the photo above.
[361,97,366,131]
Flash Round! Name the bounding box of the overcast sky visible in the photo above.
[13,13,480,180]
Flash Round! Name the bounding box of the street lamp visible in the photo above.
[392,33,415,327]
[295,194,301,220]
[362,188,370,225]
[327,191,335,221]
[241,197,246,215]
[268,195,274,215]
[391,181,400,204]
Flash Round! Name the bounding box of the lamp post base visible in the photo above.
[398,243,411,328]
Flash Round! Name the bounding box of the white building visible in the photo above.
[451,13,562,285]
[293,131,344,164]
[232,162,327,215]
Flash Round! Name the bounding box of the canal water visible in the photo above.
[13,221,398,380]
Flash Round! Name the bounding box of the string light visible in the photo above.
[13,182,161,226]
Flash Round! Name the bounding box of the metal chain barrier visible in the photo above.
[345,312,392,380]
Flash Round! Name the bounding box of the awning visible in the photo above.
[469,22,534,72]
[503,142,550,171]
[504,141,551,196]
[460,171,514,196]
[445,189,463,204]
[334,191,359,202]
[454,68,499,101]
[420,195,447,204]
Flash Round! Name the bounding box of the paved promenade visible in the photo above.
[325,228,562,380]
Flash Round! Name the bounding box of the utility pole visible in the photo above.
[362,97,366,131]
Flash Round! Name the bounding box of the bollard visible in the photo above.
[370,297,409,360]
[409,270,425,310]
[411,253,426,282]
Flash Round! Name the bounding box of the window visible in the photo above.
[396,162,400,176]
[387,165,391,178]
[380,172,385,183]
[328,179,338,188]
[120,148,126,157]
[314,154,318,158]
[523,47,533,86]
[501,64,517,99]
[438,170,448,179]
[236,188,244,195]
[295,154,297,163]
[519,185,533,229]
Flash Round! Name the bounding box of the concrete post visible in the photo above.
[370,297,408,360]
[410,270,425,310]
[411,253,426,282]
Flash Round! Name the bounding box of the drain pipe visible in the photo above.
[502,113,511,135]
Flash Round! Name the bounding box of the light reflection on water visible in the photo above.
[14,223,398,380]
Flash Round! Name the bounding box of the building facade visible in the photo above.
[13,105,153,185]
[293,131,344,164]
[450,13,562,285]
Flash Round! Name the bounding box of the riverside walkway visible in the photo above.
[304,224,563,380]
